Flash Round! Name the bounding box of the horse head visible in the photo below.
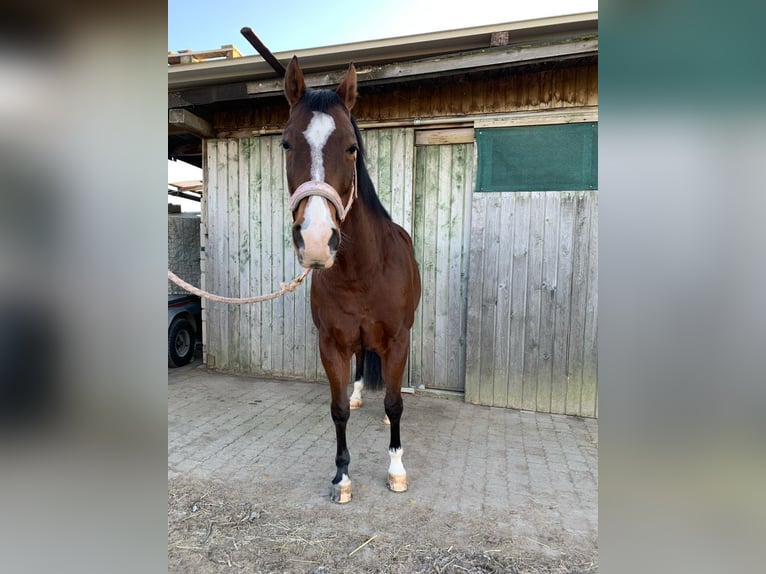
[282,56,359,270]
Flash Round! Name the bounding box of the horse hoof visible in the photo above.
[383,414,390,425]
[349,398,363,409]
[387,473,408,493]
[332,480,352,504]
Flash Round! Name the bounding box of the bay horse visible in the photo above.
[281,56,421,503]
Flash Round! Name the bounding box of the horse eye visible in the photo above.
[346,144,358,154]
[281,140,292,151]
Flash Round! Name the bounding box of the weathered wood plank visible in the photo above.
[259,138,274,374]
[389,129,409,229]
[377,130,393,211]
[478,195,502,406]
[402,129,415,235]
[388,128,415,383]
[419,145,439,389]
[507,193,530,409]
[432,146,451,388]
[203,142,218,366]
[274,136,297,377]
[550,192,575,414]
[216,140,230,369]
[458,143,474,386]
[410,145,427,389]
[269,137,285,375]
[565,192,591,415]
[248,138,263,374]
[168,108,214,138]
[522,193,545,411]
[587,64,599,106]
[364,130,380,192]
[536,193,560,412]
[227,139,240,370]
[415,128,475,146]
[445,144,469,390]
[199,140,209,357]
[464,194,487,405]
[238,138,252,372]
[492,194,514,407]
[580,192,598,417]
[474,106,598,128]
[576,66,590,112]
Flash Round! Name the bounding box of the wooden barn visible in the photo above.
[168,12,598,417]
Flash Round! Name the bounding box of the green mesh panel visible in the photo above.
[476,122,597,192]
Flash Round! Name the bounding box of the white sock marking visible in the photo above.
[388,447,406,475]
[350,379,364,402]
[303,111,335,182]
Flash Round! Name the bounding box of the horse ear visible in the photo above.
[284,56,305,108]
[336,63,357,112]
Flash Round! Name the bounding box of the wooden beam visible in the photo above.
[240,27,286,77]
[168,44,242,65]
[415,128,475,146]
[246,37,597,96]
[474,106,598,128]
[168,180,203,192]
[168,109,214,138]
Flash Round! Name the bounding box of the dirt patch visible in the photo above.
[169,477,597,573]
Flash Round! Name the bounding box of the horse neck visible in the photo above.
[335,200,386,276]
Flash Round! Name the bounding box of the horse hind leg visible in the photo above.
[349,349,364,410]
[382,343,409,493]
[385,389,407,492]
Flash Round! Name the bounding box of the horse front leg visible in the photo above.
[382,337,410,493]
[319,336,353,503]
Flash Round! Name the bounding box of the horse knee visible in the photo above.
[331,402,350,424]
[383,395,403,419]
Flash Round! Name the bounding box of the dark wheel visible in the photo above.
[168,319,195,367]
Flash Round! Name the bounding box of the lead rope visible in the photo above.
[167,160,357,305]
[168,268,311,304]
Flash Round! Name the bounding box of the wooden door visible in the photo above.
[410,140,475,391]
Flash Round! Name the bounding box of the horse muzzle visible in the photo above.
[291,212,340,269]
[289,180,350,270]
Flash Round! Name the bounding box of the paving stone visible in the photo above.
[168,362,597,544]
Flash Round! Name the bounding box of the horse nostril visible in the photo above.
[329,228,340,252]
[292,224,304,251]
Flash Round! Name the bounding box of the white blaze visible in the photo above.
[303,195,334,230]
[303,111,335,182]
[298,111,337,263]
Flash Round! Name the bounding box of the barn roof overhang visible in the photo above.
[168,12,597,167]
[169,12,597,98]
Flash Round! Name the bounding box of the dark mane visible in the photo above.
[350,116,391,221]
[300,89,391,221]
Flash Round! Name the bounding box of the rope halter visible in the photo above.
[288,162,357,222]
